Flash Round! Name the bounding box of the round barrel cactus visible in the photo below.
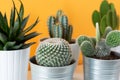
[36,38,72,67]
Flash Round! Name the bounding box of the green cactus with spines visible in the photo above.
[77,26,120,58]
[67,25,73,42]
[47,16,55,37]
[106,30,120,47]
[92,0,119,37]
[47,10,73,43]
[53,24,63,38]
[77,35,93,46]
[80,41,95,57]
[36,38,72,67]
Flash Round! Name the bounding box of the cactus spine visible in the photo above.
[92,0,119,37]
[36,38,72,67]
[47,10,73,43]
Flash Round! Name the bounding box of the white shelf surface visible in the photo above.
[27,65,83,80]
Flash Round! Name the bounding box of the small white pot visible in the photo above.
[30,56,76,80]
[69,42,80,65]
[111,46,120,54]
[0,48,30,80]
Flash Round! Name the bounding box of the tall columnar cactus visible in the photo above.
[47,10,73,43]
[36,38,72,67]
[92,0,119,37]
[77,25,120,58]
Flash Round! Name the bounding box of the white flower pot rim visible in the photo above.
[0,47,30,52]
[30,56,76,69]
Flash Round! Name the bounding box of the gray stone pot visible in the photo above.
[83,56,120,80]
[30,56,76,80]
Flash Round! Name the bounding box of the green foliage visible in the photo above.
[0,0,40,50]
[36,38,72,67]
[77,26,120,58]
[92,0,119,37]
[47,10,73,43]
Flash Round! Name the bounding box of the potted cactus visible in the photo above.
[77,23,120,80]
[30,38,76,80]
[45,10,80,64]
[0,1,40,80]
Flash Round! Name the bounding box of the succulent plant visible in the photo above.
[77,23,120,58]
[0,0,40,50]
[47,10,73,43]
[92,0,119,37]
[36,38,72,67]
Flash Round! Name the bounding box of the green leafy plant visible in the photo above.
[77,23,120,58]
[36,38,72,67]
[0,0,40,50]
[47,10,73,43]
[92,0,119,37]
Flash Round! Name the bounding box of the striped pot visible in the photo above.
[30,56,76,80]
[83,56,120,80]
[0,48,30,80]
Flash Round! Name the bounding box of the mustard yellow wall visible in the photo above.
[0,0,120,64]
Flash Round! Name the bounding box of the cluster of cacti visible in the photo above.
[77,23,120,57]
[47,10,73,43]
[92,0,119,37]
[36,38,72,67]
[0,0,40,50]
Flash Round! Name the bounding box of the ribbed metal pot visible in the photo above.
[30,56,76,80]
[83,56,120,80]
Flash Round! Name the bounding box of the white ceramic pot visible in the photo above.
[30,56,76,80]
[0,48,30,80]
[111,46,120,54]
[69,42,80,65]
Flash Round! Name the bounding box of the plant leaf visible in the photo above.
[3,42,16,50]
[11,43,23,49]
[21,15,29,31]
[0,12,9,35]
[18,0,24,21]
[21,42,35,49]
[0,32,7,44]
[21,17,39,35]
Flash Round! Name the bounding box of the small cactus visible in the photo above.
[47,10,73,43]
[106,30,120,47]
[36,38,72,67]
[77,26,120,58]
[80,41,95,57]
[92,0,119,37]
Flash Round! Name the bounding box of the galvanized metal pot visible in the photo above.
[83,56,120,80]
[30,56,76,80]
